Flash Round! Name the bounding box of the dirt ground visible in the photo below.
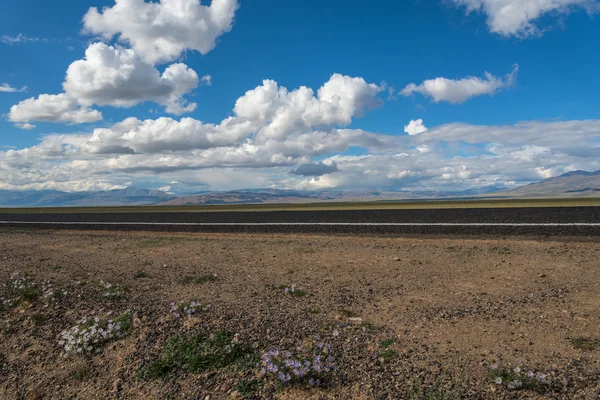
[0,229,599,399]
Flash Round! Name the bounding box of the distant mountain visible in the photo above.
[0,188,175,207]
[495,170,600,197]
[1,172,597,207]
[157,186,509,206]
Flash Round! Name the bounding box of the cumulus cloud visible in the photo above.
[2,73,600,193]
[401,64,518,104]
[63,43,200,115]
[451,0,597,37]
[0,83,27,93]
[235,74,383,141]
[9,93,102,127]
[404,119,428,135]
[290,162,339,176]
[77,74,384,155]
[83,0,240,64]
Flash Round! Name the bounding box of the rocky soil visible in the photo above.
[0,229,599,399]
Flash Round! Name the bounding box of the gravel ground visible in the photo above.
[0,229,599,399]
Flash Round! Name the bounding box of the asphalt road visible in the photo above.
[1,207,600,236]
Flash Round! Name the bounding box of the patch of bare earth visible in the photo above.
[0,229,599,399]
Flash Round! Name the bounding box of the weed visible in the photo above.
[179,274,217,285]
[570,337,598,351]
[273,284,311,297]
[133,270,150,279]
[488,365,550,393]
[58,312,132,357]
[71,363,89,382]
[138,237,193,248]
[169,300,205,318]
[296,247,316,254]
[378,349,398,362]
[140,330,257,379]
[2,272,39,306]
[358,322,377,332]
[260,336,338,387]
[340,309,360,318]
[236,379,262,396]
[115,311,133,333]
[30,312,48,326]
[490,246,512,255]
[380,338,396,349]
[101,281,127,299]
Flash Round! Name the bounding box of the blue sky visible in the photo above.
[1,0,599,193]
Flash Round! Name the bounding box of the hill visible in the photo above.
[495,170,600,197]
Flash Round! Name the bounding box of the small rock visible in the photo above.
[133,318,142,328]
[204,396,211,400]
[230,391,242,399]
[348,317,363,324]
[112,378,122,393]
[394,257,400,261]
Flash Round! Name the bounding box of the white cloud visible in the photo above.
[64,43,200,115]
[9,93,102,127]
[451,0,598,37]
[83,0,240,64]
[404,119,428,135]
[401,65,518,104]
[201,75,212,86]
[234,74,383,141]
[73,74,384,156]
[0,34,46,45]
[2,73,600,193]
[15,123,36,130]
[0,83,27,93]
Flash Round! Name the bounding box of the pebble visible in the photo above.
[112,378,122,393]
[230,391,242,399]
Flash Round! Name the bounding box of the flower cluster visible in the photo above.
[1,272,38,306]
[41,280,56,304]
[274,284,310,298]
[101,281,125,299]
[58,315,128,357]
[169,300,204,318]
[282,284,297,295]
[260,336,338,387]
[489,365,549,391]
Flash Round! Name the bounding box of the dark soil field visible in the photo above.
[1,229,599,399]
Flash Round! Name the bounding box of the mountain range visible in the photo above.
[0,170,598,207]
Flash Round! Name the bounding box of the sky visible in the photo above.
[0,0,599,194]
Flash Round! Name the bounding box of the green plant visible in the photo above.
[570,337,598,351]
[236,379,262,396]
[488,365,549,393]
[340,309,359,318]
[71,363,89,382]
[133,270,150,279]
[296,247,316,254]
[378,349,398,362]
[30,312,48,326]
[140,331,257,379]
[380,338,396,349]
